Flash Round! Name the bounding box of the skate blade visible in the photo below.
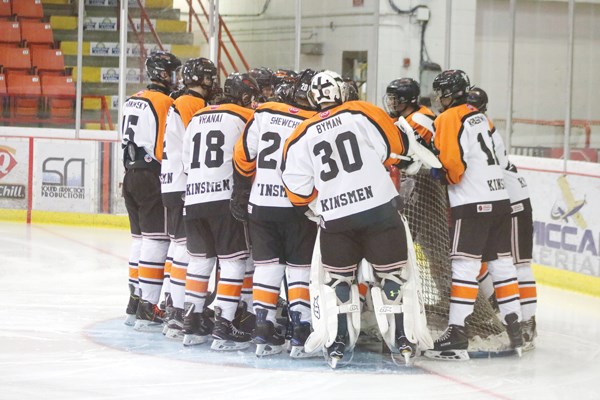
[390,350,415,367]
[165,329,184,340]
[162,324,170,335]
[255,343,283,357]
[324,349,354,369]
[210,339,250,351]
[522,341,535,352]
[133,320,164,332]
[423,349,469,361]
[290,345,320,359]
[182,334,209,346]
[515,346,523,357]
[124,314,137,327]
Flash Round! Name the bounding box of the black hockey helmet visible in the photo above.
[182,57,217,90]
[291,68,317,109]
[145,51,182,91]
[383,77,420,118]
[273,82,294,104]
[467,86,488,113]
[432,70,470,101]
[223,72,260,107]
[248,67,275,90]
[273,68,298,87]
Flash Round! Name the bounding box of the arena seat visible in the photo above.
[41,75,75,119]
[7,74,41,118]
[31,48,65,75]
[0,47,32,74]
[0,21,21,47]
[0,0,12,20]
[12,0,44,20]
[0,73,6,115]
[20,21,53,48]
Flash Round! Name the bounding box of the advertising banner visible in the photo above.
[513,156,600,278]
[33,140,98,213]
[0,138,29,210]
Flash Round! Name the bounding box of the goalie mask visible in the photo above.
[383,78,420,118]
[181,57,218,97]
[467,86,488,114]
[308,70,347,110]
[145,51,182,91]
[223,72,260,108]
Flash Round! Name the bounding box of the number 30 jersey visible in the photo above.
[282,101,408,232]
[433,104,510,218]
[233,102,316,221]
[182,103,254,218]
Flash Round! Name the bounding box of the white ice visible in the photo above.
[1,222,599,400]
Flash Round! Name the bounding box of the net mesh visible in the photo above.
[402,169,510,351]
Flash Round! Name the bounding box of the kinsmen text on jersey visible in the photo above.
[161,93,208,204]
[233,102,316,221]
[182,103,254,218]
[282,101,408,232]
[121,89,174,162]
[433,104,511,217]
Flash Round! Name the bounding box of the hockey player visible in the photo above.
[181,72,260,350]
[249,67,275,103]
[231,69,319,357]
[160,57,218,341]
[121,51,181,330]
[467,87,538,350]
[424,70,523,360]
[281,70,415,367]
[383,78,436,145]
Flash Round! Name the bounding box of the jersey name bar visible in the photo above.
[270,116,300,129]
[315,116,342,134]
[255,183,288,197]
[320,185,374,211]
[186,179,231,195]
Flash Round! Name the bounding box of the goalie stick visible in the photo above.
[393,117,442,169]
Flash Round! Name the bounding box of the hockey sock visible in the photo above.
[169,242,189,310]
[215,259,246,321]
[488,257,522,322]
[138,238,169,304]
[242,259,255,312]
[185,256,216,313]
[517,263,537,321]
[449,258,480,326]
[162,241,175,296]
[477,262,495,300]
[286,266,311,322]
[253,263,285,321]
[128,236,142,296]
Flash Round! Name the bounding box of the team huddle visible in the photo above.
[120,51,538,368]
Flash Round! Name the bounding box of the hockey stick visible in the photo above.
[394,117,442,169]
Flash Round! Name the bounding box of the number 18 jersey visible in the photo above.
[182,103,254,218]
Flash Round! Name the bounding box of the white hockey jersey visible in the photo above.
[233,101,316,221]
[434,104,510,218]
[161,93,207,205]
[282,101,408,232]
[182,103,254,218]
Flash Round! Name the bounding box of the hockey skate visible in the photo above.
[325,333,353,369]
[254,309,285,357]
[521,316,537,352]
[211,306,252,351]
[124,284,139,326]
[161,293,174,335]
[504,313,524,356]
[288,311,319,359]
[390,313,417,366]
[423,324,469,361]
[133,299,165,332]
[182,303,214,346]
[233,301,256,336]
[164,307,184,340]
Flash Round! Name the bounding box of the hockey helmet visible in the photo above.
[145,51,182,91]
[223,72,260,107]
[467,86,488,113]
[181,57,217,92]
[291,68,317,109]
[308,70,347,109]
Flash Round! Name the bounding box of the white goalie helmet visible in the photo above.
[308,70,348,109]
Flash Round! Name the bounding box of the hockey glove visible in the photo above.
[430,168,449,185]
[230,169,252,222]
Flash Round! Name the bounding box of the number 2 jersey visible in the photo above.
[161,91,208,206]
[233,102,316,221]
[282,101,408,232]
[182,103,254,218]
[121,85,173,164]
[433,103,511,218]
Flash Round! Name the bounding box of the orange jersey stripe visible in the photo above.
[242,275,253,289]
[142,90,174,161]
[185,279,209,293]
[519,286,537,299]
[128,266,139,280]
[170,265,187,281]
[217,282,243,297]
[174,94,207,128]
[288,287,310,302]
[495,282,519,299]
[253,288,279,306]
[138,266,164,280]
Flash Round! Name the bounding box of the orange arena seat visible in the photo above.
[0,0,12,19]
[0,47,32,74]
[41,75,75,119]
[7,74,41,118]
[0,20,21,46]
[20,21,53,47]
[12,0,44,20]
[31,48,65,75]
[0,73,6,114]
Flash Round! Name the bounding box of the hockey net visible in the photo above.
[401,168,512,354]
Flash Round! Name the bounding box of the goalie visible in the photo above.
[281,70,435,368]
